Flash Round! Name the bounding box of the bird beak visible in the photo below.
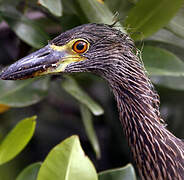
[0,44,86,80]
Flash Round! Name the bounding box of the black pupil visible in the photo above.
[76,42,85,50]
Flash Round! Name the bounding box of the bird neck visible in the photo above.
[101,51,184,179]
[102,51,162,125]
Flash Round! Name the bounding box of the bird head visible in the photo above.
[0,23,135,80]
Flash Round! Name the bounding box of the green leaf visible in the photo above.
[0,116,37,165]
[142,46,184,76]
[16,162,41,180]
[151,76,184,90]
[76,0,126,33]
[105,0,133,18]
[141,40,184,62]
[61,75,104,116]
[124,0,184,40]
[98,164,136,180]
[37,135,98,180]
[0,5,49,48]
[166,6,184,38]
[148,28,184,50]
[80,104,100,158]
[142,45,184,90]
[39,0,62,17]
[0,78,49,107]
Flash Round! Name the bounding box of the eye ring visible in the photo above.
[72,40,88,54]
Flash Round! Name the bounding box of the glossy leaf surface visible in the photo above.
[151,76,184,90]
[142,46,184,76]
[0,78,49,107]
[76,0,125,33]
[148,29,184,49]
[80,104,100,158]
[39,0,62,17]
[0,116,36,165]
[61,76,104,116]
[105,0,133,18]
[98,164,136,180]
[16,162,41,180]
[166,6,184,38]
[125,0,184,40]
[0,6,49,48]
[37,135,98,180]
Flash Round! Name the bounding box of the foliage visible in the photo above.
[0,0,184,179]
[0,116,36,165]
[98,164,136,180]
[124,0,184,40]
[1,120,135,180]
[16,162,41,180]
[37,135,98,180]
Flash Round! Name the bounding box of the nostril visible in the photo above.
[37,52,50,58]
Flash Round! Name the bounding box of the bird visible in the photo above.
[0,23,184,180]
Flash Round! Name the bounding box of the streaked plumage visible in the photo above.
[1,23,184,179]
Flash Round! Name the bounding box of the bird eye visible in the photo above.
[72,40,88,53]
